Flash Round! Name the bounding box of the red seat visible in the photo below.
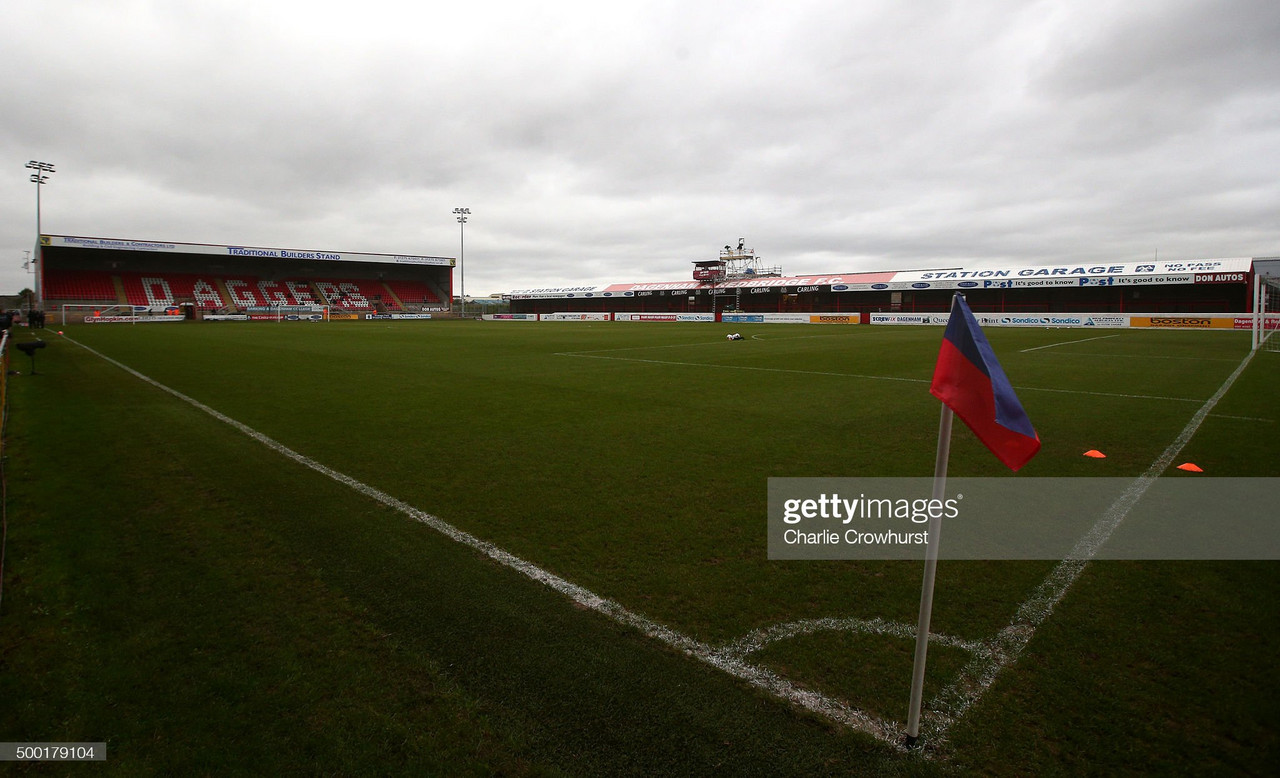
[311,279,398,310]
[119,273,226,309]
[385,279,441,305]
[43,269,118,302]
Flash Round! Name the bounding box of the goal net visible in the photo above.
[1254,275,1280,352]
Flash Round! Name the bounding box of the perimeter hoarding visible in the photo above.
[869,313,1251,329]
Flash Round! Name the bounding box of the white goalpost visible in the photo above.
[58,303,332,324]
[1253,274,1280,352]
[60,304,136,325]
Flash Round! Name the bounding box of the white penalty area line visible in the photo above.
[1208,413,1273,422]
[1019,333,1241,361]
[64,336,909,748]
[554,330,859,356]
[557,351,1206,404]
[559,351,931,386]
[1019,334,1119,352]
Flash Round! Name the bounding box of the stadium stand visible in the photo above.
[43,269,119,303]
[312,279,400,310]
[277,279,319,306]
[37,235,455,320]
[253,278,317,307]
[385,279,442,306]
[119,273,226,309]
[222,277,270,309]
[45,270,425,313]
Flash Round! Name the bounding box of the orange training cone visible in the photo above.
[1083,450,1107,458]
[1176,462,1204,473]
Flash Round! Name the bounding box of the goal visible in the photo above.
[59,304,141,325]
[1253,274,1280,352]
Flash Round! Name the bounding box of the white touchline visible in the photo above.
[67,334,1260,756]
[1018,334,1120,352]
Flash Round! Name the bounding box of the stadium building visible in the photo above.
[504,241,1276,329]
[30,233,1275,331]
[36,234,454,322]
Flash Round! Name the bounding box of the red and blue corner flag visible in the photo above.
[930,295,1041,470]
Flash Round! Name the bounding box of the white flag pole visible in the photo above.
[905,402,953,747]
[906,293,958,748]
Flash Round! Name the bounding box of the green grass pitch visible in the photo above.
[1,321,1276,774]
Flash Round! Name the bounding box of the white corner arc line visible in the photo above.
[65,337,902,746]
[720,616,985,662]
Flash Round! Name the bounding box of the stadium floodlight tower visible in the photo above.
[453,207,470,318]
[714,238,783,312]
[25,160,55,309]
[719,237,781,280]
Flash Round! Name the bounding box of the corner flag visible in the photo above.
[906,294,1041,748]
[930,295,1040,471]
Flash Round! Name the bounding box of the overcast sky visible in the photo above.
[2,0,1277,296]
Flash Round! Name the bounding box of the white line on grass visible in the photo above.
[65,336,908,747]
[915,343,1261,754]
[555,330,859,355]
[1012,385,1203,403]
[1019,334,1119,352]
[69,333,1261,756]
[1028,351,1240,362]
[720,616,986,660]
[559,352,932,385]
[554,340,737,356]
[1208,413,1273,422]
[731,332,858,343]
[558,352,1206,403]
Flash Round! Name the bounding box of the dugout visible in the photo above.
[36,235,454,319]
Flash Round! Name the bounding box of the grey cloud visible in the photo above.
[1,1,1275,296]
